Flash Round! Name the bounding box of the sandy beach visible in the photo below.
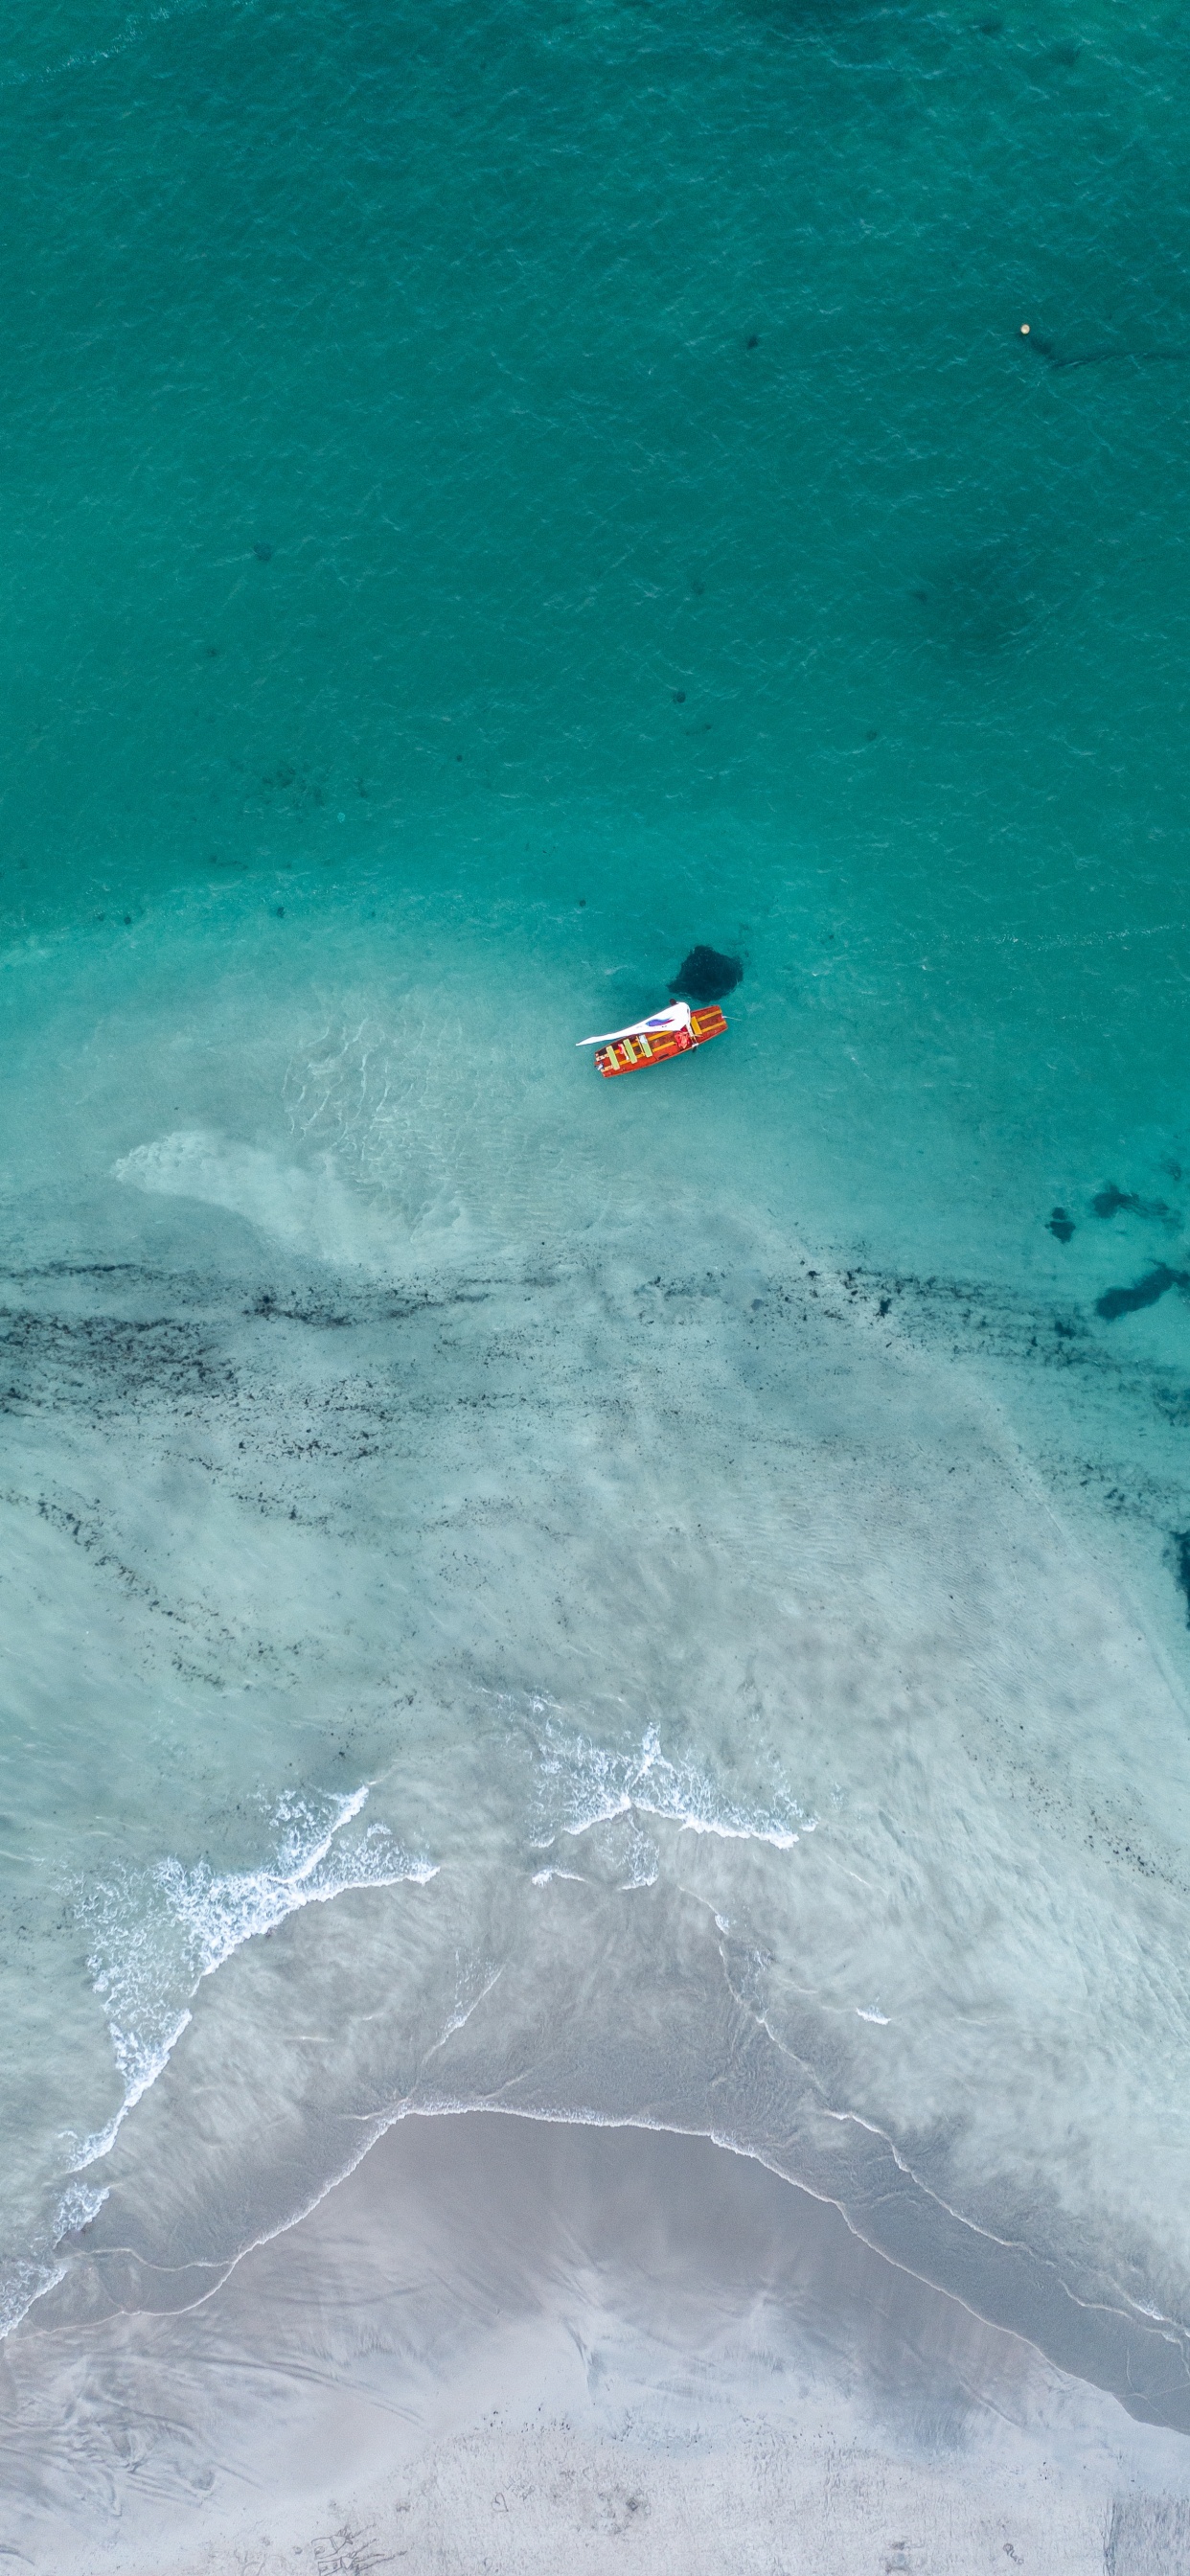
[3,2111,1188,2575]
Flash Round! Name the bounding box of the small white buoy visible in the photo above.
[1020,323,1031,336]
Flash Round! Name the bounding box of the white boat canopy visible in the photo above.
[577,1001,693,1048]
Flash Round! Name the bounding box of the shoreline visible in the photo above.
[3,2108,1188,2574]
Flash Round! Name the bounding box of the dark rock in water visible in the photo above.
[1047,1208,1075,1243]
[670,945,744,1004]
[1095,1265,1188,1322]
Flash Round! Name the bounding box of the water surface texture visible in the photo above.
[5,0,1190,2482]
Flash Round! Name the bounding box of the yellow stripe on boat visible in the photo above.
[594,1003,728,1076]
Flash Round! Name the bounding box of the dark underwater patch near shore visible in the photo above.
[1096,1267,1188,1322]
[794,1255,1190,1564]
[1166,1531,1190,1629]
[670,945,744,1004]
[1092,1183,1175,1226]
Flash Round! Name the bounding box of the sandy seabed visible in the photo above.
[3,2112,1188,2576]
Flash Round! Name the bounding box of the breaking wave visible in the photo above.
[72,1785,437,2173]
[533,1718,813,1852]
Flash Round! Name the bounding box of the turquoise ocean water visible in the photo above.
[6,0,1190,2453]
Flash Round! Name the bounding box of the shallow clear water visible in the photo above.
[5,0,1190,2444]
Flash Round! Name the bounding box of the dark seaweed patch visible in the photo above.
[0,1302,233,1413]
[1096,1267,1188,1322]
[670,945,744,1004]
[1091,1183,1174,1225]
[1169,1532,1190,1629]
[1046,1208,1075,1243]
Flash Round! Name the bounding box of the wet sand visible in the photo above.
[3,2111,1188,2574]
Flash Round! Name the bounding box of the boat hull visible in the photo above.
[594,1004,727,1076]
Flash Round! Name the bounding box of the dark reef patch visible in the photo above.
[1168,1532,1190,1629]
[1091,1183,1174,1226]
[670,945,744,1004]
[1096,1267,1188,1322]
[1047,1208,1075,1244]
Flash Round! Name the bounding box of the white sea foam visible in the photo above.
[0,2253,68,2341]
[54,2179,109,2237]
[534,1719,812,1852]
[0,2142,108,2347]
[72,1786,437,2173]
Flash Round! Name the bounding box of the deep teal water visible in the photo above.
[6,0,1190,2460]
[7,1,1190,1260]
